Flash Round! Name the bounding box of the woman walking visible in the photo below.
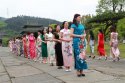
[110,26,120,62]
[97,29,107,60]
[70,14,87,77]
[46,26,55,66]
[60,21,72,71]
[41,29,48,63]
[88,30,95,59]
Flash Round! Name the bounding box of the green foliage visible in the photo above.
[0,21,7,29]
[5,16,61,32]
[2,37,9,47]
[87,12,125,23]
[96,0,125,14]
[49,24,57,29]
[117,18,125,39]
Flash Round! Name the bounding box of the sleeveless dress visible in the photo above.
[111,32,120,57]
[97,33,106,56]
[71,24,87,70]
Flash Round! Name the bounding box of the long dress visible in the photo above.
[36,35,42,58]
[71,24,87,70]
[54,33,64,66]
[41,34,48,58]
[110,32,120,57]
[15,39,20,56]
[46,32,55,64]
[97,33,106,56]
[22,37,28,58]
[60,29,72,67]
[29,36,37,59]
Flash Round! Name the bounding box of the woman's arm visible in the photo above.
[70,28,84,38]
[110,33,112,46]
[88,35,90,44]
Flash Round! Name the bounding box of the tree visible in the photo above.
[87,0,125,40]
[0,21,7,29]
[96,0,125,14]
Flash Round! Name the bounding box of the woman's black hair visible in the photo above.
[41,29,46,35]
[73,14,81,27]
[99,29,103,34]
[89,30,95,40]
[61,21,67,29]
[38,30,42,34]
[110,25,116,32]
[47,26,53,34]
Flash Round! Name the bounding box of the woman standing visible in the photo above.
[22,35,28,58]
[36,30,42,62]
[110,26,120,62]
[97,29,107,60]
[41,29,48,63]
[60,21,72,71]
[28,33,37,60]
[46,26,55,66]
[70,14,87,77]
[88,30,95,59]
[54,25,64,69]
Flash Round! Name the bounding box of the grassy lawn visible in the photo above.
[86,43,125,58]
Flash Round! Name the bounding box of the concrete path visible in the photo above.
[0,47,125,83]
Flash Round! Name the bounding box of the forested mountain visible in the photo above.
[4,16,61,31]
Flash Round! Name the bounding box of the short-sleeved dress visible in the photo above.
[110,32,120,57]
[60,29,72,67]
[71,23,87,70]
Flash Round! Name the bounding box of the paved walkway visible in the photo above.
[0,47,125,83]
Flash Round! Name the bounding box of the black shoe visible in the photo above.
[89,56,91,58]
[58,66,63,69]
[77,74,81,77]
[81,74,85,77]
[117,57,120,61]
[92,56,95,59]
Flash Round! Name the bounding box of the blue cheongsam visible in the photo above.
[71,23,88,70]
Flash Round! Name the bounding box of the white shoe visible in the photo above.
[68,69,71,72]
[65,70,69,72]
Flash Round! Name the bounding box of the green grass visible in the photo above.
[86,43,125,58]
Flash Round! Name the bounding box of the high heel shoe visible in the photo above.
[77,74,81,77]
[81,74,85,77]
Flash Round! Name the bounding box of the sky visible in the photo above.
[0,0,98,22]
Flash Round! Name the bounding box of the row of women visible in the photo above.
[9,14,120,77]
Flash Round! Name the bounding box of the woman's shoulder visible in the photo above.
[60,29,64,32]
[71,24,76,28]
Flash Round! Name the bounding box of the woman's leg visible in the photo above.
[80,70,85,77]
[76,70,81,77]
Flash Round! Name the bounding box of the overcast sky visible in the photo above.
[0,0,98,22]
